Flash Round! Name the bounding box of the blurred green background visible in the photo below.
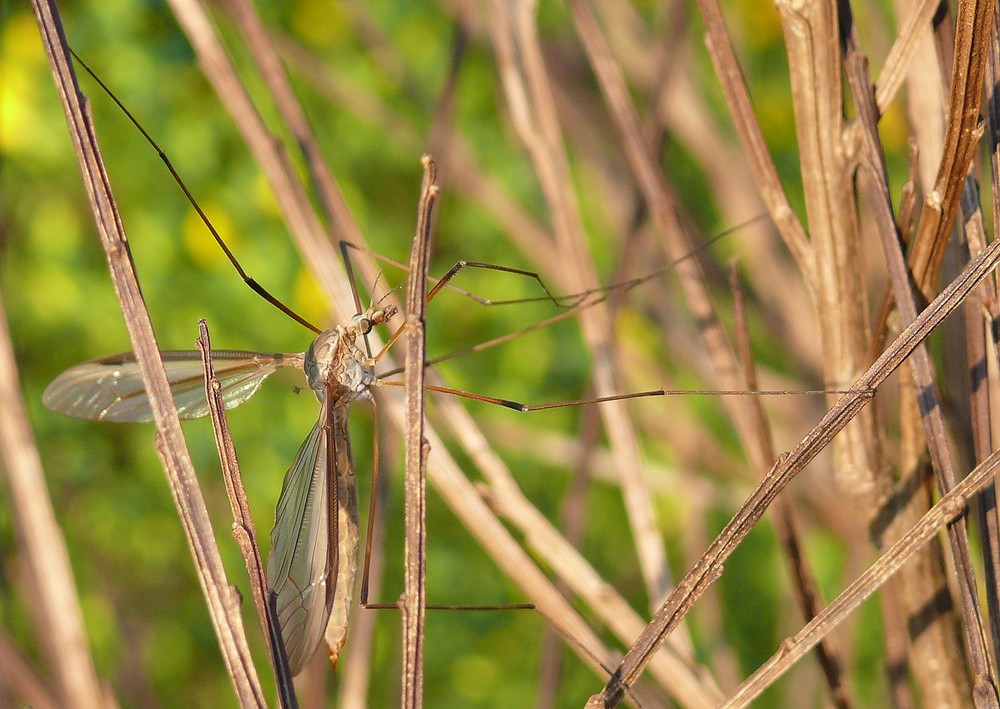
[0,1,906,707]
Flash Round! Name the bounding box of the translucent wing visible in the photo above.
[43,350,302,422]
[267,406,332,675]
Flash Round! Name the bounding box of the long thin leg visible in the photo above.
[70,49,321,336]
[340,223,740,311]
[375,380,665,412]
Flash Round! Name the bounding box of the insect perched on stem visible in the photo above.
[44,299,398,674]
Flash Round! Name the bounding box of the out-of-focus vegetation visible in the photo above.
[0,0,962,708]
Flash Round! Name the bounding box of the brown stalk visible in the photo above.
[728,263,853,709]
[196,320,297,708]
[875,0,944,113]
[775,0,883,520]
[0,295,103,709]
[340,429,393,709]
[977,0,1000,667]
[907,0,994,299]
[30,2,265,705]
[535,399,603,708]
[399,156,438,709]
[721,445,1000,707]
[592,231,1000,706]
[963,200,1000,670]
[0,627,60,709]
[489,0,671,608]
[844,26,995,701]
[696,0,813,281]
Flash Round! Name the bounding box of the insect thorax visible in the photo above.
[304,328,373,403]
[303,306,396,403]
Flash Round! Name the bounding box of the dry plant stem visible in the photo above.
[978,2,1000,666]
[963,218,1000,668]
[196,320,298,709]
[592,235,1000,706]
[491,0,670,607]
[907,0,994,298]
[340,434,391,709]
[565,0,773,480]
[875,0,944,112]
[776,0,881,516]
[847,38,991,700]
[721,446,1000,707]
[989,2,1000,231]
[0,295,103,709]
[536,401,603,709]
[30,2,265,705]
[0,628,60,709]
[696,0,813,281]
[399,156,438,709]
[728,264,853,709]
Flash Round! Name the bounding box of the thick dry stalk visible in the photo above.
[777,0,882,514]
[399,156,438,709]
[30,2,264,704]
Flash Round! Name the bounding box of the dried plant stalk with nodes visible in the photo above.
[6,0,1000,707]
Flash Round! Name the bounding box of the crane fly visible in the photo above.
[44,303,397,674]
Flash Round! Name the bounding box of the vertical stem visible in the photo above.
[400,155,438,709]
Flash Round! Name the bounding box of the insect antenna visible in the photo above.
[69,48,321,335]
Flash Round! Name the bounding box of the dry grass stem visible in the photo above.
[0,297,103,709]
[399,155,438,709]
[196,321,297,708]
[30,1,264,704]
[722,444,1000,707]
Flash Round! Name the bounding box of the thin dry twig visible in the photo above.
[0,293,103,709]
[197,320,297,708]
[844,32,996,700]
[721,446,1000,707]
[696,0,813,280]
[0,627,61,709]
[728,263,852,709]
[30,1,265,704]
[399,155,438,709]
[907,0,994,299]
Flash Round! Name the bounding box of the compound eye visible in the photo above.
[359,318,373,335]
